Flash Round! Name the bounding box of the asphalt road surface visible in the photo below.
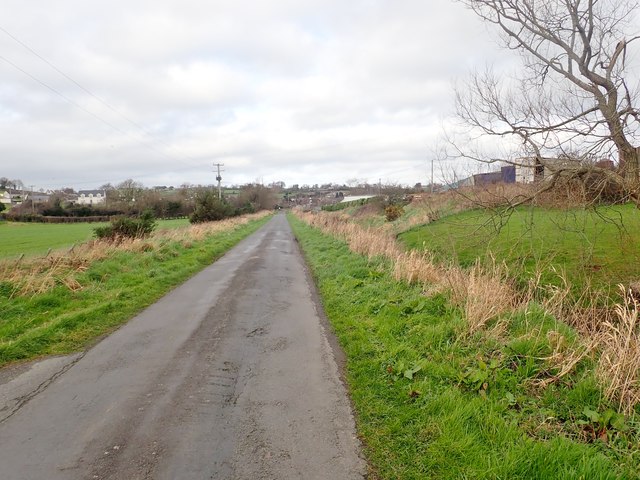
[0,214,366,480]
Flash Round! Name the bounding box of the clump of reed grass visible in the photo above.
[598,285,640,415]
[448,262,516,334]
[392,249,443,286]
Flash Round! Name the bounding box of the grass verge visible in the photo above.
[0,215,269,366]
[289,213,639,480]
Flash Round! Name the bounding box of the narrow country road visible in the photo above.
[0,214,366,480]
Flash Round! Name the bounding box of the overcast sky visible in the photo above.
[0,0,512,190]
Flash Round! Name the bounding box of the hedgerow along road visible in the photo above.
[0,213,366,479]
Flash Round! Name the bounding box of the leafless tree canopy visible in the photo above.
[454,0,640,200]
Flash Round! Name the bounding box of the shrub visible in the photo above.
[385,204,404,221]
[94,210,157,240]
[235,202,256,216]
[190,190,236,223]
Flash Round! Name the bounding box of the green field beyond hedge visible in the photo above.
[0,218,189,259]
[399,204,640,298]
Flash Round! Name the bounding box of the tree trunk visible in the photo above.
[619,145,640,184]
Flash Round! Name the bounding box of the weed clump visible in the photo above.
[385,204,404,222]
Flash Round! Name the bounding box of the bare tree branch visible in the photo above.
[451,0,640,196]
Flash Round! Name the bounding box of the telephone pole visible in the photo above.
[213,163,224,200]
[430,158,434,193]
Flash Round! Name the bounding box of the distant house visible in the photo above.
[515,157,543,183]
[26,192,50,204]
[0,189,24,206]
[77,190,106,205]
[65,193,79,204]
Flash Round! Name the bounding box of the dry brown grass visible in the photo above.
[597,285,640,415]
[450,262,516,334]
[392,249,443,286]
[535,330,598,389]
[0,212,271,298]
[538,278,640,413]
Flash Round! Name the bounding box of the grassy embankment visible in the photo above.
[0,214,270,366]
[0,218,189,259]
[289,212,639,479]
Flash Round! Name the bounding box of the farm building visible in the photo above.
[447,166,516,189]
[514,157,592,183]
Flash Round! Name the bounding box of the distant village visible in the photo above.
[0,157,616,219]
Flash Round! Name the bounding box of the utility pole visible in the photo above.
[430,158,434,193]
[213,163,224,200]
[29,185,35,213]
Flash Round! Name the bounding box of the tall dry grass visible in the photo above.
[598,286,640,415]
[0,212,271,298]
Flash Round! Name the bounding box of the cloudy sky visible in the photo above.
[0,0,511,190]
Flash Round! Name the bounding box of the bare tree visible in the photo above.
[116,179,144,203]
[237,183,278,211]
[452,0,640,202]
[10,179,24,192]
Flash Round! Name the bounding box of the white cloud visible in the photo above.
[0,0,511,189]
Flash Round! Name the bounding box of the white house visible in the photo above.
[77,190,106,205]
[0,189,24,207]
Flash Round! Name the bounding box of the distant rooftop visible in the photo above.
[78,190,105,195]
[340,195,377,203]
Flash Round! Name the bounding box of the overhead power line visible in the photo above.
[0,53,131,137]
[0,24,202,168]
[0,25,375,174]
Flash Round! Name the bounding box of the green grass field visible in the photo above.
[0,219,189,259]
[289,214,638,479]
[399,204,640,298]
